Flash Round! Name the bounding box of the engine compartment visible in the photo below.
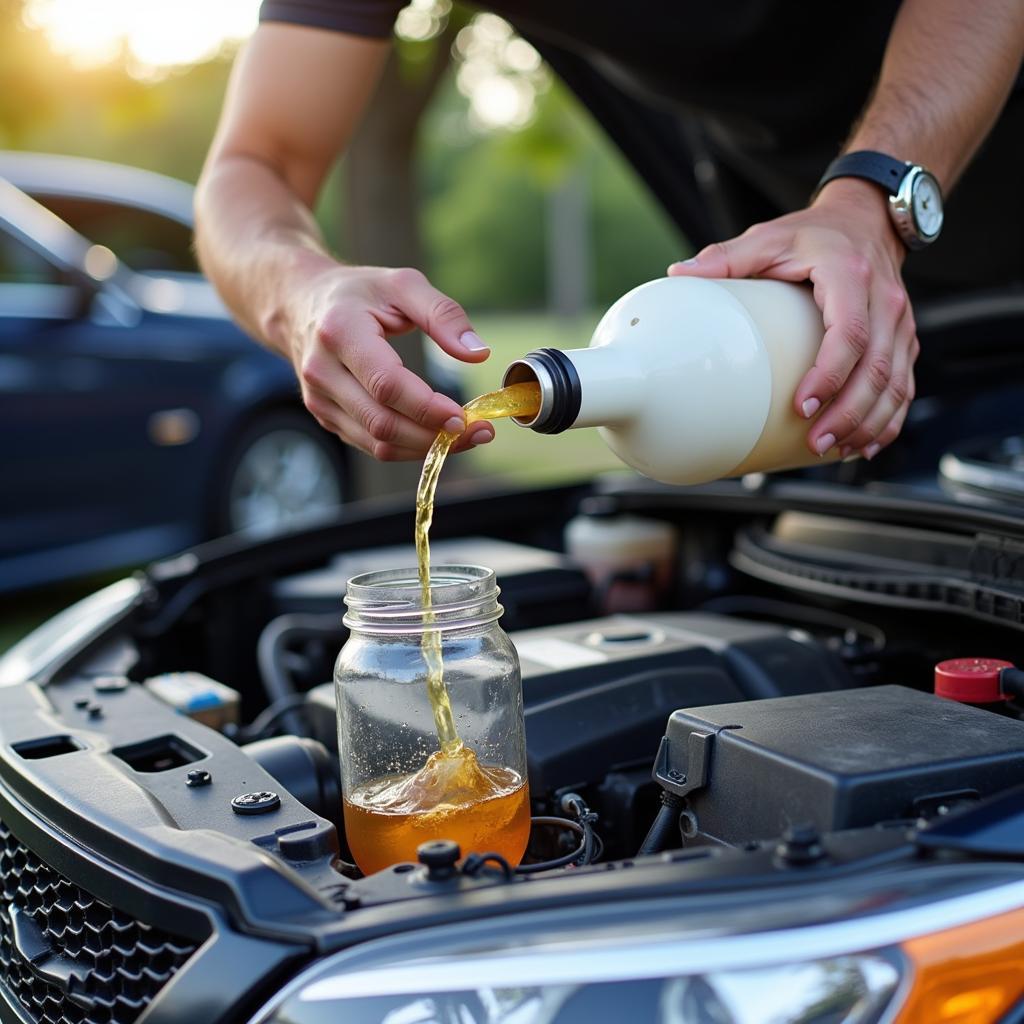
[6,476,1024,921]
[302,606,859,860]
[281,542,1024,867]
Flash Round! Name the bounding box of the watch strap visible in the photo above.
[814,150,910,198]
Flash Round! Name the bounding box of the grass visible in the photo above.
[0,311,620,656]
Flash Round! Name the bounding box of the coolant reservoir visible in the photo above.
[503,277,838,486]
[565,496,677,613]
[335,565,530,875]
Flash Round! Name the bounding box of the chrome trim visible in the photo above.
[0,150,196,225]
[915,290,1024,332]
[888,165,943,250]
[0,176,142,319]
[0,177,102,277]
[502,356,553,428]
[302,879,1024,999]
[939,450,1024,498]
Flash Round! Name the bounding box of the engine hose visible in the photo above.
[256,613,344,736]
[638,793,687,857]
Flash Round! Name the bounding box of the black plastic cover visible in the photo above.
[0,680,345,936]
[516,612,849,793]
[307,612,850,794]
[272,536,591,630]
[655,685,1024,845]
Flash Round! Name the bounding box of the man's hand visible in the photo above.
[668,178,918,459]
[291,263,495,461]
[194,25,494,464]
[665,0,1024,461]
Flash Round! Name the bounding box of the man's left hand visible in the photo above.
[668,178,919,460]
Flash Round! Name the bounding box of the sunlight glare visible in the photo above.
[394,0,451,42]
[24,0,261,74]
[454,14,548,132]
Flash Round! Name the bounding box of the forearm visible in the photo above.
[195,25,393,359]
[194,24,491,462]
[671,0,1022,462]
[844,0,1024,188]
[194,153,336,359]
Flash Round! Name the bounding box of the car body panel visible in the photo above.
[0,158,308,592]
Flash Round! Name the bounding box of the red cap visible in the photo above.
[934,658,1014,703]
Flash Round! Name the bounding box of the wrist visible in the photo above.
[260,245,340,360]
[812,177,906,262]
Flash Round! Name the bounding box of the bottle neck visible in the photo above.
[502,346,643,434]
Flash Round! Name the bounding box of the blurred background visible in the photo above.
[0,0,686,647]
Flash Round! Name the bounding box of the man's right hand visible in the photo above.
[195,25,494,463]
[288,264,494,461]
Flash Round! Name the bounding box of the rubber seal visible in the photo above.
[934,657,1013,703]
[527,347,581,434]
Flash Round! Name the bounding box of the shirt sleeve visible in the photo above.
[259,0,405,39]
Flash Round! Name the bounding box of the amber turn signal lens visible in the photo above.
[893,905,1024,1023]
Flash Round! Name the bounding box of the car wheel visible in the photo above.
[216,410,346,537]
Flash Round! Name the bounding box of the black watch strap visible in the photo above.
[814,150,910,199]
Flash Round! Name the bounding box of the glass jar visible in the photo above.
[335,564,530,875]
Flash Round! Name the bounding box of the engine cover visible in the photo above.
[307,612,852,795]
[654,685,1024,845]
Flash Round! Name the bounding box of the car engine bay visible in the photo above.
[4,473,1024,1021]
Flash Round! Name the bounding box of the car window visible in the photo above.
[0,230,61,284]
[33,195,198,275]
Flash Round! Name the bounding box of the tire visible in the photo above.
[213,409,346,537]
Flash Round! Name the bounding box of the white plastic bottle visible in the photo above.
[502,277,837,486]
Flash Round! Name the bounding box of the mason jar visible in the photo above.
[335,565,530,875]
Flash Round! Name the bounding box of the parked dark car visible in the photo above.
[0,153,349,594]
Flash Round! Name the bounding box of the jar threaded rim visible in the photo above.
[343,564,502,634]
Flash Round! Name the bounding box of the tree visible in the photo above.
[342,13,465,495]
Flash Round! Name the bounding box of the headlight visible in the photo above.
[250,874,1024,1024]
[894,904,1024,1023]
[292,953,900,1023]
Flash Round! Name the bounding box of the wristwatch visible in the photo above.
[814,150,944,250]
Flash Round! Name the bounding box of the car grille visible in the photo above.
[0,816,197,1024]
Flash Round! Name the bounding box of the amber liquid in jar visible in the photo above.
[344,748,531,875]
[343,382,541,873]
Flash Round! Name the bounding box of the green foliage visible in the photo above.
[420,79,685,310]
[393,3,470,85]
[0,6,231,185]
[422,114,548,309]
[589,136,686,303]
[495,77,590,188]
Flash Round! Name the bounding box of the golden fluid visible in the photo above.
[344,747,532,874]
[413,381,542,754]
[344,382,541,875]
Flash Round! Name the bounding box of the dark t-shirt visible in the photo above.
[259,0,1024,288]
[260,1,898,153]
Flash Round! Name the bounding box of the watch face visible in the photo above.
[912,172,944,239]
